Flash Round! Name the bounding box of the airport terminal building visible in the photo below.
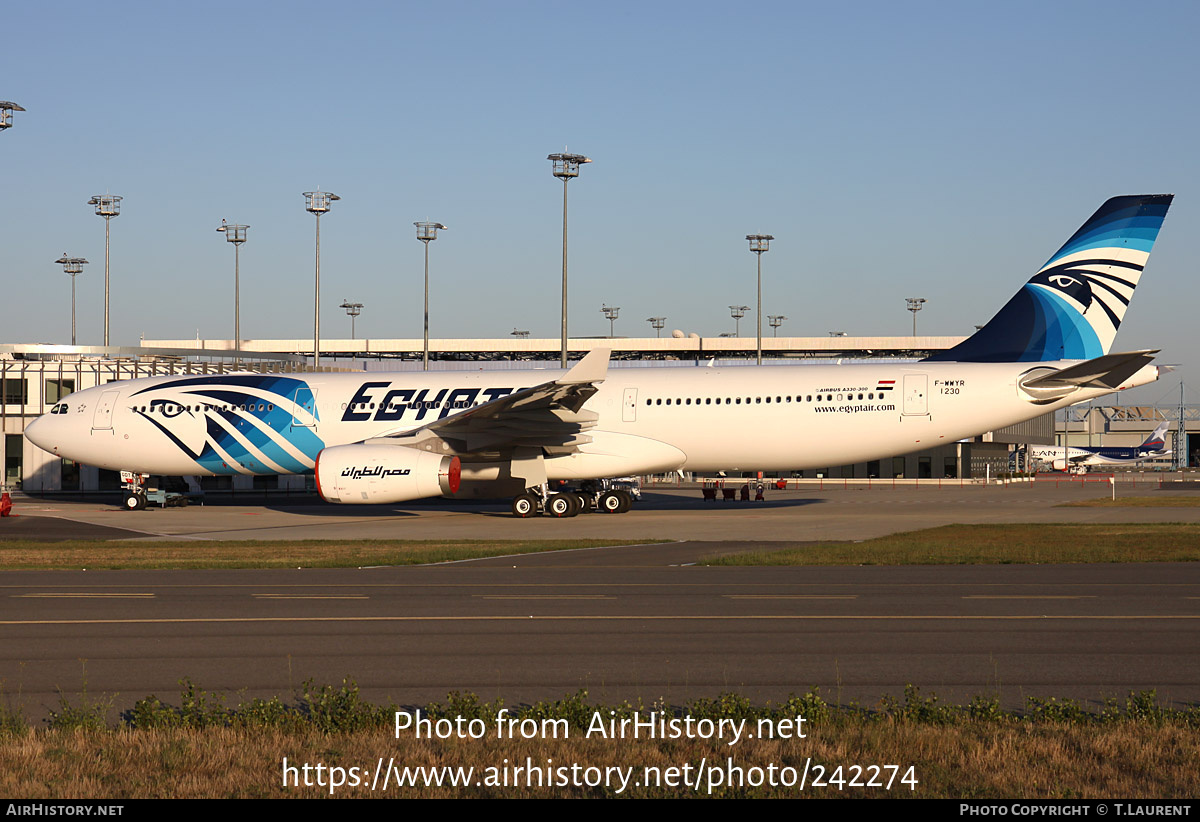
[2,336,1181,494]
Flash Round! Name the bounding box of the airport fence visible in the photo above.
[652,472,1181,492]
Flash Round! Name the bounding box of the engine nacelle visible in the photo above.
[316,444,460,504]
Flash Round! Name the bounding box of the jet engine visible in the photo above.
[316,444,460,504]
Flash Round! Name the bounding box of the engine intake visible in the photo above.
[316,444,460,504]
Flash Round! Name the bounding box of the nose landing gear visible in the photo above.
[120,471,149,511]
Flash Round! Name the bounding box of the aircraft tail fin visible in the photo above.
[1141,421,1170,452]
[925,194,1173,363]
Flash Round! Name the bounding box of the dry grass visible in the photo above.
[705,523,1200,565]
[1059,496,1200,508]
[0,539,663,570]
[1,720,1196,798]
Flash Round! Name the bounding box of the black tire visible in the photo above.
[615,490,633,513]
[598,491,623,513]
[124,492,145,511]
[565,493,583,517]
[547,494,574,518]
[574,492,593,514]
[511,493,539,518]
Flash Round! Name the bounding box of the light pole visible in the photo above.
[88,194,122,346]
[304,191,340,369]
[746,234,773,365]
[216,221,249,364]
[414,221,447,371]
[548,152,591,368]
[56,255,88,345]
[906,297,927,336]
[340,300,363,339]
[647,316,666,337]
[768,314,787,336]
[601,304,620,337]
[729,305,750,337]
[0,101,25,132]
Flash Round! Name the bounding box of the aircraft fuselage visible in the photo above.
[26,358,1158,481]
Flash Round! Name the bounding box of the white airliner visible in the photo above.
[1027,421,1172,473]
[25,194,1174,516]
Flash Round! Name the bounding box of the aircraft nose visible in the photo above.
[23,414,54,453]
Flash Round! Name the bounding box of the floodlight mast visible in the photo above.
[0,101,25,132]
[87,195,122,346]
[548,152,591,368]
[601,304,620,337]
[216,221,249,365]
[906,297,927,336]
[340,300,363,339]
[414,222,447,370]
[304,191,340,368]
[647,316,666,337]
[768,314,787,336]
[746,234,773,364]
[729,305,750,337]
[56,255,88,345]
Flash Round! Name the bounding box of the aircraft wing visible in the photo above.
[363,348,610,459]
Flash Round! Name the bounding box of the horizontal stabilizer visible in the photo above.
[1020,350,1158,390]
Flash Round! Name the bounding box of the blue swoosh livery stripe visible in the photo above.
[134,375,325,475]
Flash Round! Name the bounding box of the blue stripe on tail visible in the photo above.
[926,194,1173,363]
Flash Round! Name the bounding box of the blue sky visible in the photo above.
[3,0,1197,403]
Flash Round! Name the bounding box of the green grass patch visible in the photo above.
[704,523,1200,566]
[1059,495,1200,508]
[0,538,665,570]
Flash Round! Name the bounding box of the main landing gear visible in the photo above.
[510,481,635,518]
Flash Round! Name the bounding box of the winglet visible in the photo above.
[558,348,611,386]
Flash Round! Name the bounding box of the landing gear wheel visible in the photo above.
[546,494,575,518]
[511,493,540,518]
[598,491,623,514]
[124,492,146,511]
[574,492,592,514]
[615,490,633,513]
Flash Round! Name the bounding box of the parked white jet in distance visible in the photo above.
[1027,421,1172,473]
[24,194,1175,517]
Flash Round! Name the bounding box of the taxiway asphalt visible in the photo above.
[1,481,1197,715]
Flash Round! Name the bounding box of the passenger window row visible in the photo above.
[645,392,880,406]
[340,400,478,411]
[135,403,273,413]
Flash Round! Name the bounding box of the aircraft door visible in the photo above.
[902,374,929,416]
[291,387,319,429]
[622,388,638,422]
[91,390,120,431]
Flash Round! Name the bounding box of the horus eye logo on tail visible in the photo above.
[927,194,1173,363]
